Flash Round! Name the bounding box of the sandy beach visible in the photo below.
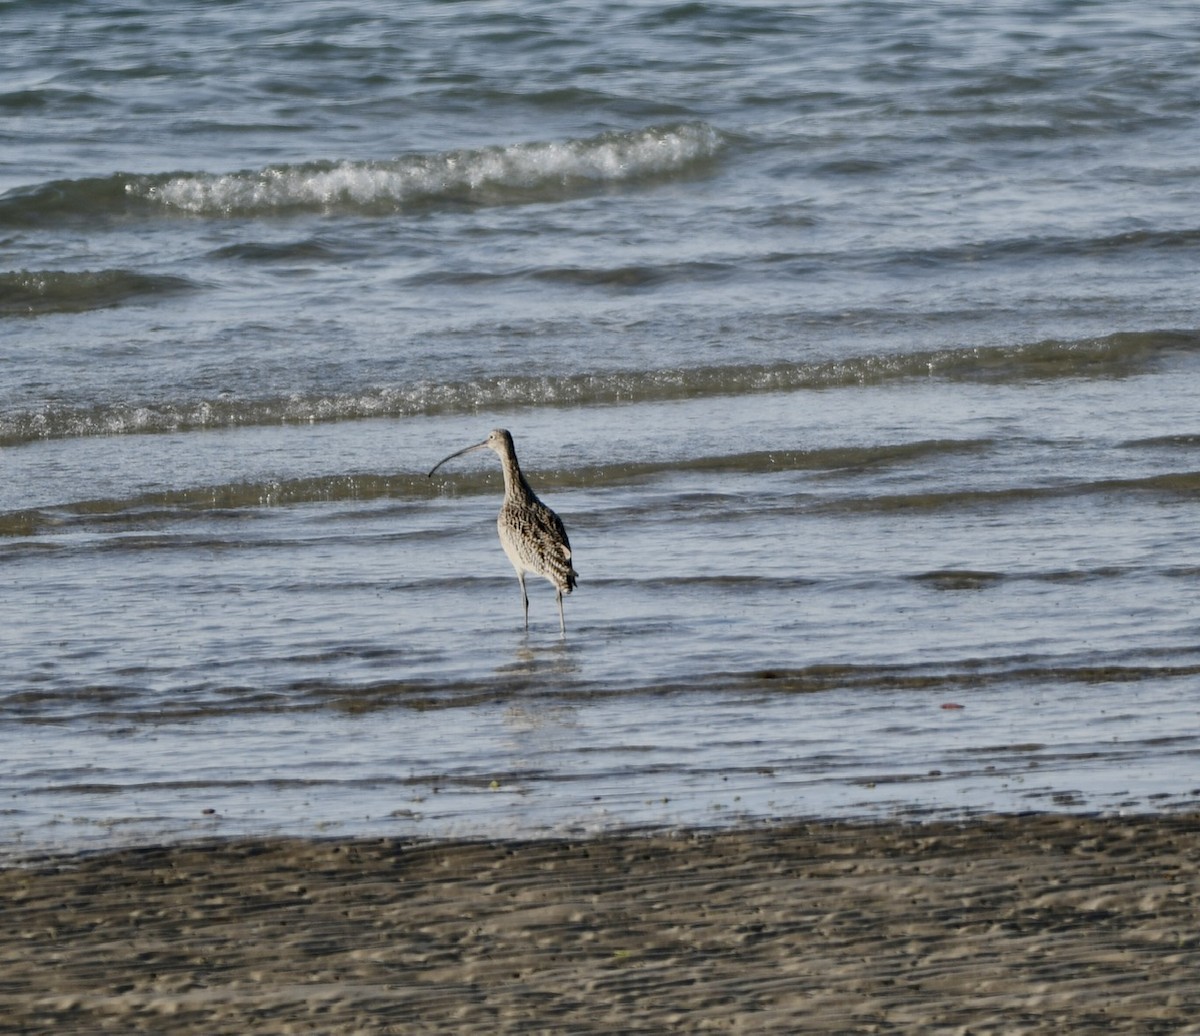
[2,812,1198,1034]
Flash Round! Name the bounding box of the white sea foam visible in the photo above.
[140,123,725,215]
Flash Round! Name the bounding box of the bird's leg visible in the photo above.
[556,588,566,635]
[517,571,529,629]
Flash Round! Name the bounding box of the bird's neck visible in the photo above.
[500,453,534,503]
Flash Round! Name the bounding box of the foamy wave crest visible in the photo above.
[136,123,726,215]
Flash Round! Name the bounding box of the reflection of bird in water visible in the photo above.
[429,428,578,633]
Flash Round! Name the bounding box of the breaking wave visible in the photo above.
[1,330,1193,447]
[0,269,194,316]
[0,123,727,225]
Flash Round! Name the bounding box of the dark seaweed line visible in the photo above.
[7,653,1200,724]
[4,462,1200,541]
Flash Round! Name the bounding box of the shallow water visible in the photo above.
[3,1,1200,858]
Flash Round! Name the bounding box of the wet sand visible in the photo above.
[2,813,1198,1034]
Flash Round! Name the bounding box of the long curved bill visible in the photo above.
[427,440,488,478]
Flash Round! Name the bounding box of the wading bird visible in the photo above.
[428,429,577,633]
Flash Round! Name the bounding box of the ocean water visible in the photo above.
[3,0,1200,858]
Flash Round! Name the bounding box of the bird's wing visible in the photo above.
[546,506,571,559]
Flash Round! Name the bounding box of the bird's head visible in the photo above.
[428,428,516,477]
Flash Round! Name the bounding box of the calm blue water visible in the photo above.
[3,1,1200,857]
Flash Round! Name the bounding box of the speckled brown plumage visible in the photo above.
[429,428,577,632]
